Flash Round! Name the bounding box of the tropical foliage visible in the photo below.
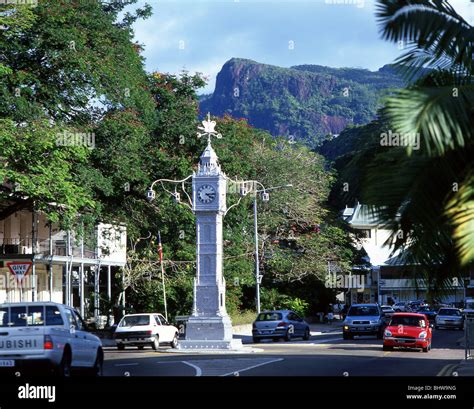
[0,0,358,319]
[328,0,473,288]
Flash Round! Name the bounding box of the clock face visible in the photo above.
[197,184,216,204]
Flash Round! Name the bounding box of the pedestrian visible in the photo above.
[327,305,334,325]
[341,304,348,321]
[327,311,334,324]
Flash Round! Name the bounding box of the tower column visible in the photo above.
[177,116,242,350]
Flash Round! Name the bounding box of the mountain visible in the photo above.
[200,58,404,147]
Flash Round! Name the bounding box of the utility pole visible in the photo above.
[253,184,293,314]
[253,196,261,314]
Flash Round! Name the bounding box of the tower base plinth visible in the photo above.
[176,315,244,351]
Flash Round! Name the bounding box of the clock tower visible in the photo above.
[177,116,242,350]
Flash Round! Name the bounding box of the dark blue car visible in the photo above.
[416,306,438,322]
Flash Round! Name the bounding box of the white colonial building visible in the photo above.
[0,201,126,325]
[342,203,471,305]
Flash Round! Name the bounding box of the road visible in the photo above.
[103,328,464,377]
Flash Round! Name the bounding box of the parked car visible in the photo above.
[407,300,428,311]
[342,304,385,340]
[113,313,179,350]
[0,302,103,376]
[435,308,464,330]
[381,306,395,323]
[464,299,474,317]
[392,302,408,312]
[252,310,310,343]
[415,306,438,322]
[383,313,432,352]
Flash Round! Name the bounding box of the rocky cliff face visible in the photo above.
[200,58,404,147]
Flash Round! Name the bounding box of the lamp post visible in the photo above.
[253,184,293,314]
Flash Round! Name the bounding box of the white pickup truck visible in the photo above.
[0,302,103,376]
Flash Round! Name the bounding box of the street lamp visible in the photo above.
[253,183,293,313]
[146,166,291,316]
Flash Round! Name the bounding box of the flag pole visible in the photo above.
[157,231,168,321]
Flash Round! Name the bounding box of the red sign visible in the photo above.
[7,262,32,284]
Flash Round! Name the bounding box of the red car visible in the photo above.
[383,313,432,353]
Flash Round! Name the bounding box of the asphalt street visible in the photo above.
[103,327,464,377]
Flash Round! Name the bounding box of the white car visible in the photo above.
[0,302,103,376]
[435,308,464,330]
[114,313,179,350]
[392,302,408,312]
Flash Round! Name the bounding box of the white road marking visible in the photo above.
[114,362,139,367]
[310,337,342,344]
[182,361,202,376]
[437,363,458,377]
[156,360,187,364]
[220,358,284,377]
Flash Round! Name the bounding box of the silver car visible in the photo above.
[435,308,464,330]
[343,304,385,340]
[252,310,310,343]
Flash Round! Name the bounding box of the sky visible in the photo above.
[127,0,474,94]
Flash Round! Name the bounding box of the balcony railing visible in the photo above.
[0,238,96,258]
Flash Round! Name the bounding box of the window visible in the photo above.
[439,309,462,316]
[288,313,300,321]
[27,306,45,326]
[63,309,78,330]
[154,315,161,325]
[119,315,150,327]
[347,306,379,317]
[72,310,85,330]
[360,229,372,239]
[0,306,64,327]
[9,306,28,327]
[0,308,8,327]
[389,315,425,327]
[158,315,168,326]
[256,313,282,322]
[45,306,64,326]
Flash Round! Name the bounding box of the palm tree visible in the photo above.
[345,0,473,282]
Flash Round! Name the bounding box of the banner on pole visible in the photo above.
[7,262,33,284]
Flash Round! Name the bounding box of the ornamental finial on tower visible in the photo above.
[196,113,223,176]
[197,113,222,144]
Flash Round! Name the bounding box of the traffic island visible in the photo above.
[165,339,263,354]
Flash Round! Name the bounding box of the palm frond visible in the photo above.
[375,0,473,76]
[446,170,474,266]
[385,84,474,156]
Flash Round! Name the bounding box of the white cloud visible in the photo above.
[129,0,473,95]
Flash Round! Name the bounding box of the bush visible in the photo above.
[281,297,309,318]
[260,288,309,317]
[230,310,257,326]
[260,288,290,310]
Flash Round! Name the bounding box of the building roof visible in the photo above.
[197,141,222,176]
[342,206,354,219]
[347,203,381,227]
